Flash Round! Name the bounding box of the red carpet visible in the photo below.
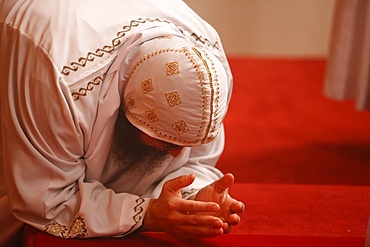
[21,58,370,246]
[219,57,370,185]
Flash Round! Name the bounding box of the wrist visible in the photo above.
[141,198,159,232]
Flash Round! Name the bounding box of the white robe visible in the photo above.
[0,0,233,241]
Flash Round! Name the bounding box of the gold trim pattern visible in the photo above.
[142,78,154,94]
[127,96,136,109]
[191,33,220,50]
[172,120,189,135]
[203,50,221,139]
[182,188,200,199]
[165,91,181,107]
[166,61,180,76]
[62,17,219,76]
[71,73,106,101]
[161,35,174,39]
[62,18,171,76]
[145,109,159,123]
[191,47,216,144]
[120,197,145,236]
[44,214,87,238]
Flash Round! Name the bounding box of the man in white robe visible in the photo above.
[0,0,244,243]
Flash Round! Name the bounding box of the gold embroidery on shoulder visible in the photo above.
[44,214,87,238]
[62,18,219,76]
[191,33,220,50]
[62,18,170,76]
[71,73,106,101]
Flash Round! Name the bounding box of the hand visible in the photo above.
[195,173,245,234]
[142,174,225,239]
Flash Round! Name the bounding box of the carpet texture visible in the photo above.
[21,58,370,246]
[219,58,370,185]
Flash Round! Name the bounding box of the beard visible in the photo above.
[111,109,171,175]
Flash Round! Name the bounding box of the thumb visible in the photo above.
[163,174,196,193]
[214,173,234,193]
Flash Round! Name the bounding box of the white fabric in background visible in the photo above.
[324,0,370,111]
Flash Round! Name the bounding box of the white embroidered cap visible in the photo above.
[123,36,229,146]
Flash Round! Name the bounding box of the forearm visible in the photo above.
[7,166,150,238]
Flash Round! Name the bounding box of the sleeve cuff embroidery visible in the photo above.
[44,214,87,238]
[182,188,200,199]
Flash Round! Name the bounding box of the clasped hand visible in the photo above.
[142,173,245,239]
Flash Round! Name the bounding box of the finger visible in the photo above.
[222,222,232,234]
[164,174,196,193]
[177,200,220,213]
[214,173,234,194]
[182,214,224,228]
[231,200,245,214]
[190,225,224,238]
[227,213,241,226]
[175,223,224,239]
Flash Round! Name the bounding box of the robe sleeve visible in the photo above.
[1,20,149,239]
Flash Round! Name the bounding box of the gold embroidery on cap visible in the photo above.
[204,50,221,142]
[165,91,181,107]
[146,109,159,122]
[172,120,189,135]
[192,47,215,144]
[166,62,180,76]
[161,35,173,39]
[127,96,136,109]
[142,78,154,94]
[125,47,218,145]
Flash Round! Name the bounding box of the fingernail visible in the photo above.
[214,220,223,228]
[215,228,223,235]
